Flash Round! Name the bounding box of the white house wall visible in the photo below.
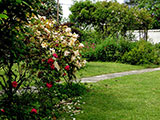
[130,29,160,44]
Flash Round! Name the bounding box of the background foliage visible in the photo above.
[69,0,153,37]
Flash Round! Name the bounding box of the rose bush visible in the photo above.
[0,10,87,119]
[26,15,86,85]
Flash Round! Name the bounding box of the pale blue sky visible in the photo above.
[60,0,124,18]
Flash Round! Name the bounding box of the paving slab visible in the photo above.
[80,68,160,83]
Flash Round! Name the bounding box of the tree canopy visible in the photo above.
[38,0,63,20]
[69,0,152,36]
[125,0,160,29]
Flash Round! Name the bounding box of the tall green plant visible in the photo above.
[0,0,41,119]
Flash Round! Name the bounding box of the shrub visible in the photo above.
[0,10,87,120]
[121,40,160,65]
[27,15,86,85]
[82,37,135,62]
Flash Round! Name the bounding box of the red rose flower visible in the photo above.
[63,73,66,76]
[31,108,37,114]
[38,71,43,78]
[64,65,70,71]
[41,59,45,63]
[46,83,52,89]
[50,64,55,70]
[12,81,18,88]
[1,109,5,113]
[56,44,59,47]
[47,58,54,64]
[53,53,58,58]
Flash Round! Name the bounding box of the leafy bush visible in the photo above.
[82,37,135,62]
[122,40,160,65]
[0,83,87,119]
[82,36,160,65]
[0,1,87,119]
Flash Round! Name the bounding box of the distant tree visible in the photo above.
[137,0,160,29]
[125,0,160,29]
[124,0,136,6]
[69,1,152,37]
[38,0,63,20]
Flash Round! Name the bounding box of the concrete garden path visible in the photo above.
[80,67,160,83]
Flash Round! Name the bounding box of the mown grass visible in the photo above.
[76,71,160,120]
[76,62,146,78]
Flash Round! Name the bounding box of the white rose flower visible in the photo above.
[54,61,60,71]
[38,15,46,20]
[60,36,64,40]
[65,27,71,32]
[64,51,70,56]
[38,37,43,42]
[78,43,84,49]
[81,60,87,67]
[68,38,76,47]
[74,50,79,56]
[68,40,74,47]
[71,56,76,61]
[62,40,67,47]
[70,37,77,42]
[39,24,44,29]
[76,60,82,68]
[36,30,41,36]
[46,21,52,26]
[49,48,55,54]
[72,33,79,38]
[44,28,50,34]
[66,32,72,36]
[41,42,48,48]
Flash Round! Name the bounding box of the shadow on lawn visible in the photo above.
[78,86,135,120]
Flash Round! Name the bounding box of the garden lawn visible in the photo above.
[76,62,146,78]
[76,71,160,120]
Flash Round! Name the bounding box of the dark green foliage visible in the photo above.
[0,0,41,119]
[0,83,87,119]
[0,0,41,65]
[59,82,87,97]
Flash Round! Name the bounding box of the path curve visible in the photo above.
[80,68,160,83]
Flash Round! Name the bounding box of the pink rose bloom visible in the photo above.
[31,108,37,114]
[1,109,5,113]
[46,83,52,89]
[53,53,58,58]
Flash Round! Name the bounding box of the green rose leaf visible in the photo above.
[0,14,8,19]
[16,0,22,3]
